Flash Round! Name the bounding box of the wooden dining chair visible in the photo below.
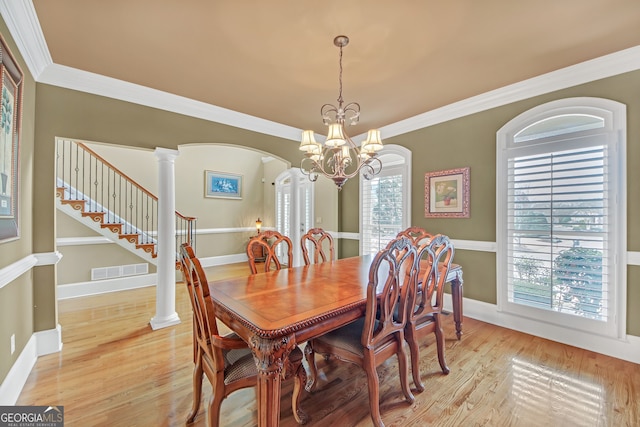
[396,226,434,246]
[179,243,308,426]
[404,234,454,392]
[247,230,294,274]
[300,227,335,265]
[304,237,418,427]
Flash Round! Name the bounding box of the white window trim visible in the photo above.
[358,144,412,255]
[496,97,627,340]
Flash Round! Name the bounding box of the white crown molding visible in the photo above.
[0,2,301,141]
[0,0,52,79]
[378,45,640,139]
[4,2,640,143]
[38,63,303,141]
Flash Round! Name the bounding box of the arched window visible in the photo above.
[496,98,626,338]
[359,144,411,255]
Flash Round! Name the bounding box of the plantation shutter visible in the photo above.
[507,140,610,321]
[361,167,404,255]
[276,180,291,240]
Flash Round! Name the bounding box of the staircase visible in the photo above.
[55,139,196,266]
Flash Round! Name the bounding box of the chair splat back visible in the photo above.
[247,230,293,274]
[364,237,418,346]
[301,228,335,265]
[396,226,435,247]
[415,234,454,316]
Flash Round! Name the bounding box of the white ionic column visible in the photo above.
[150,148,181,330]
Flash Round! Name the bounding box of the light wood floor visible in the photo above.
[18,263,639,426]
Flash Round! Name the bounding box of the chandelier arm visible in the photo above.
[361,162,376,180]
[342,103,361,125]
[342,102,361,116]
[321,103,339,116]
[359,157,383,181]
[302,155,340,180]
[321,103,340,124]
[364,156,383,176]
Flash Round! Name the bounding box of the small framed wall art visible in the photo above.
[204,170,242,199]
[424,167,470,218]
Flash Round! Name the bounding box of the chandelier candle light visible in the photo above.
[300,35,383,189]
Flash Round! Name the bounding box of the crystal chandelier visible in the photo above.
[299,35,383,190]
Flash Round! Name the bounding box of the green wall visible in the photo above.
[0,21,36,383]
[340,70,640,336]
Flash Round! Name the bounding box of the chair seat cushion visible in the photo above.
[222,333,252,367]
[224,352,257,384]
[317,318,366,355]
[315,318,395,357]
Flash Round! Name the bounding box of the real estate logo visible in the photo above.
[0,406,64,427]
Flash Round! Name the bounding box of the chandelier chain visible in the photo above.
[337,44,344,105]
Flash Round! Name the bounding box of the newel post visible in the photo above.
[150,147,181,330]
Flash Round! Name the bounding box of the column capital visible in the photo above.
[154,147,180,162]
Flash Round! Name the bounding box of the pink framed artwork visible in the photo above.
[424,167,470,218]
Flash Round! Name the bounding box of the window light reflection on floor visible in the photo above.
[511,357,604,425]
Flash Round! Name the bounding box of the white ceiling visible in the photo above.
[4,1,640,140]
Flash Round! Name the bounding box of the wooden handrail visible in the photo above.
[58,139,198,255]
[78,142,158,201]
[77,142,194,221]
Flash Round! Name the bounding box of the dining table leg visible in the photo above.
[450,270,464,339]
[249,334,297,427]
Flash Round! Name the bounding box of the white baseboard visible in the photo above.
[57,273,157,300]
[443,294,640,365]
[198,253,247,267]
[56,253,248,299]
[35,324,63,356]
[0,324,63,405]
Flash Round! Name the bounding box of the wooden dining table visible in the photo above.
[208,255,463,427]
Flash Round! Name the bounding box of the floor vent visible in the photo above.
[91,263,149,281]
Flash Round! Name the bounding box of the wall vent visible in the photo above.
[91,263,149,281]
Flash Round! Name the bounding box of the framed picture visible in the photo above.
[204,170,242,199]
[424,167,470,218]
[0,34,24,243]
